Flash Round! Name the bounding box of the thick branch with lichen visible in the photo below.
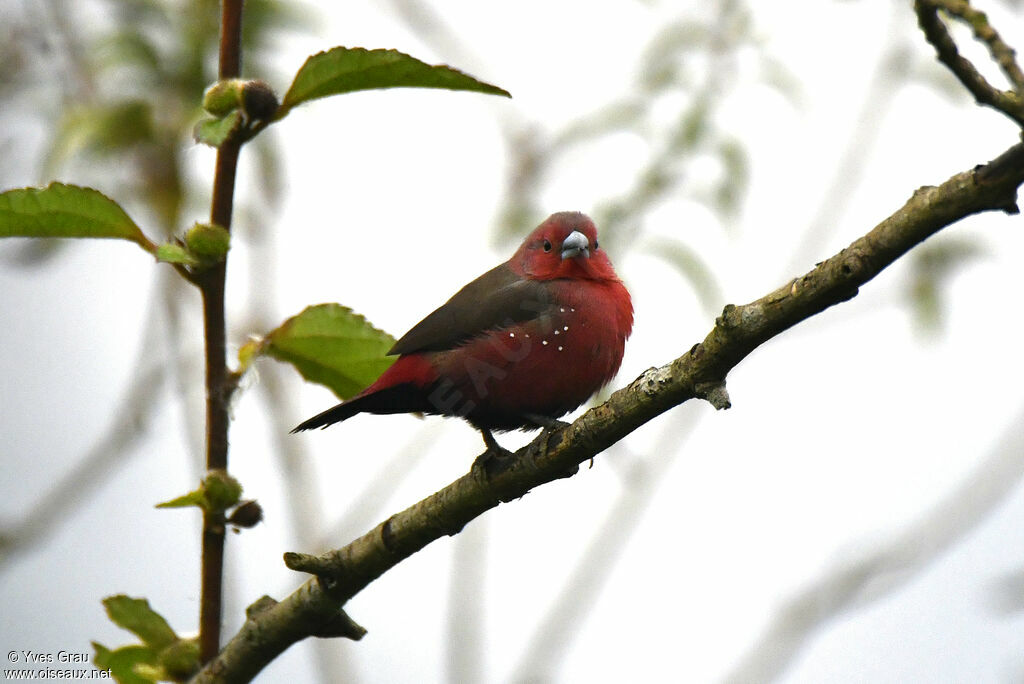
[191,138,1024,684]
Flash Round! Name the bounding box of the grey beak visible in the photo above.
[560,230,590,260]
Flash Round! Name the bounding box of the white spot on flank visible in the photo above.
[509,332,515,338]
[554,330,559,335]
[563,325,569,331]
[557,346,563,351]
[542,340,548,345]
[525,334,530,338]
[560,307,566,313]
[570,308,576,312]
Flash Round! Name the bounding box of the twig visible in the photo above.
[915,0,1024,125]
[197,0,245,665]
[191,139,1024,684]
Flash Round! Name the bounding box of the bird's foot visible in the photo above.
[471,428,516,478]
[525,413,569,457]
[524,413,570,431]
[524,414,578,477]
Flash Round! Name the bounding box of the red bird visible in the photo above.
[293,212,633,452]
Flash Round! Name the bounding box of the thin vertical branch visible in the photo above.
[198,0,245,665]
[218,1,244,80]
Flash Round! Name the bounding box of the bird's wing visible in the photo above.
[388,263,555,355]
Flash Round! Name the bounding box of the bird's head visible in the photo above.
[511,212,619,281]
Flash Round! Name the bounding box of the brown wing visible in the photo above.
[388,263,555,355]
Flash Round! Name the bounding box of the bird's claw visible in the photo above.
[472,429,516,480]
[471,443,515,473]
[522,414,567,456]
[528,417,579,479]
[524,413,570,431]
[472,421,575,481]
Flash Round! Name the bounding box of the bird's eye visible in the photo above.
[594,239,599,250]
[542,239,552,252]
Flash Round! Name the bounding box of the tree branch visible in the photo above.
[198,0,245,665]
[915,0,1024,125]
[192,137,1024,683]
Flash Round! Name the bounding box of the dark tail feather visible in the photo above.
[290,383,431,433]
[291,400,363,433]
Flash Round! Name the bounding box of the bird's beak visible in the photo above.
[560,230,590,260]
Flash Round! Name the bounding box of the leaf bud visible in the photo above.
[202,469,243,513]
[184,222,230,261]
[240,80,280,122]
[202,78,246,116]
[158,638,200,681]
[227,500,263,529]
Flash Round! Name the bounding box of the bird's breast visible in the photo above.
[429,278,632,428]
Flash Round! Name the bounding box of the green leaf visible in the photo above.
[92,642,158,684]
[261,304,396,399]
[102,596,178,650]
[132,664,167,682]
[156,470,242,513]
[154,487,207,510]
[155,243,200,266]
[156,225,230,270]
[280,47,511,115]
[238,338,261,373]
[0,183,156,253]
[193,110,243,148]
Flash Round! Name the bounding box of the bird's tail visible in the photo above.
[290,399,363,432]
[290,383,430,433]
